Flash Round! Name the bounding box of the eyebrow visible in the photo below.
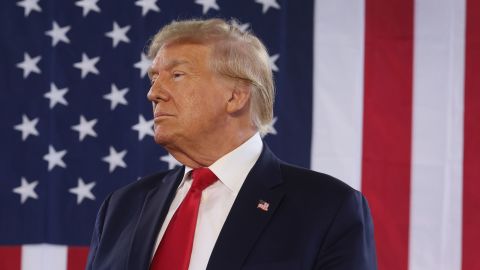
[166,59,190,70]
[148,59,191,79]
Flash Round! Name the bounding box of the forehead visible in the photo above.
[151,43,212,70]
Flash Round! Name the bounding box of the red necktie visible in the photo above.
[150,167,218,270]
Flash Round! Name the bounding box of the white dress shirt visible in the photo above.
[152,133,263,270]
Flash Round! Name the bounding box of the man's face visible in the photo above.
[147,43,233,150]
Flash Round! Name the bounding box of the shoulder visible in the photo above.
[106,168,180,206]
[95,168,183,230]
[279,161,355,194]
[260,144,354,196]
[277,161,362,212]
[114,170,172,194]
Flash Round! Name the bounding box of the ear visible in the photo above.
[226,82,251,114]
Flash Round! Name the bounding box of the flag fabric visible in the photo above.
[0,0,479,270]
[312,1,479,270]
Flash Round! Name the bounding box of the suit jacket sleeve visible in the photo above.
[85,194,111,270]
[314,190,377,270]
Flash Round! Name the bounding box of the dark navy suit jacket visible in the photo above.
[86,145,377,270]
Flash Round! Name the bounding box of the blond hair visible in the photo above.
[147,18,275,135]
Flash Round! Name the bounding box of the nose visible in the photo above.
[147,77,169,103]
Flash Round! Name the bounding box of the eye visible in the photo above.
[150,74,158,86]
[172,71,185,81]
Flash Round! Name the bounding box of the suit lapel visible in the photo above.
[207,145,285,270]
[127,167,185,270]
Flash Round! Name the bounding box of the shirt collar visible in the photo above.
[181,133,263,194]
[209,133,263,194]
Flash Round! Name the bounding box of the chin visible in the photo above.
[153,125,171,145]
[153,133,170,146]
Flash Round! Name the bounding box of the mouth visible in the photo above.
[154,111,174,120]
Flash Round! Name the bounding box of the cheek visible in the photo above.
[175,83,227,126]
[192,95,222,118]
[171,94,201,128]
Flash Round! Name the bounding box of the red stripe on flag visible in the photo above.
[67,246,89,270]
[462,0,480,269]
[0,246,21,270]
[362,0,414,269]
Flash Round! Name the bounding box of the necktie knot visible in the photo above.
[191,167,217,191]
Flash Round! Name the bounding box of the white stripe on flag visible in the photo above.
[22,244,67,270]
[311,0,365,190]
[409,0,466,269]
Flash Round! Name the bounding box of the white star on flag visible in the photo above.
[103,84,129,110]
[16,53,41,78]
[45,21,71,46]
[132,115,154,140]
[14,114,39,141]
[44,83,68,108]
[69,178,96,204]
[134,53,152,78]
[75,0,101,17]
[160,153,182,169]
[73,53,100,78]
[16,0,42,17]
[102,146,127,173]
[232,20,250,32]
[43,145,67,171]
[13,177,39,204]
[269,54,279,72]
[71,115,98,141]
[263,116,278,137]
[255,0,280,13]
[195,0,219,14]
[135,0,160,16]
[105,22,131,48]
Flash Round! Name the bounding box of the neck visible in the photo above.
[165,128,257,168]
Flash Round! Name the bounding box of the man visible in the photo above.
[86,18,377,270]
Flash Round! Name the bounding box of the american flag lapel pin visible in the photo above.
[257,200,269,212]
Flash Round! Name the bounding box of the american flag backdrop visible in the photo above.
[0,0,479,269]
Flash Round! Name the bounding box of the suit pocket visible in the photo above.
[242,260,300,270]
